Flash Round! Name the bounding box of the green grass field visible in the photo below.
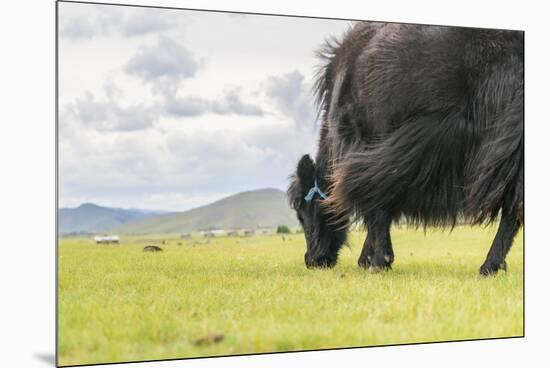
[58,226,523,366]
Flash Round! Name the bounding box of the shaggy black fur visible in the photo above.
[288,22,523,275]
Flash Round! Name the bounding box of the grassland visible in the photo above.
[58,226,523,366]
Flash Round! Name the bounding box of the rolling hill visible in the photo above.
[115,188,298,234]
[59,203,168,234]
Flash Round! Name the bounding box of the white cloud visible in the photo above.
[265,70,317,128]
[122,10,179,36]
[125,36,200,82]
[60,5,183,39]
[61,16,97,39]
[68,91,158,131]
[163,87,264,117]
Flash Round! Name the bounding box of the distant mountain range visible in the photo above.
[58,203,169,234]
[59,188,298,235]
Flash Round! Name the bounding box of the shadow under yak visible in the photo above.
[288,22,523,276]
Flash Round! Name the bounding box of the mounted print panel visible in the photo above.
[57,1,524,366]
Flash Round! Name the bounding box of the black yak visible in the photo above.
[288,22,523,275]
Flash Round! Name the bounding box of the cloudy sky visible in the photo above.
[58,2,352,211]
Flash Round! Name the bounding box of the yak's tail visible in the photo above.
[325,110,473,228]
[466,106,524,224]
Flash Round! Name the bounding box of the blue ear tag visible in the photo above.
[304,180,328,202]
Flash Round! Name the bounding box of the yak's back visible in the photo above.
[319,22,523,135]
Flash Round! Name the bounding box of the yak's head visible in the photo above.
[288,154,347,268]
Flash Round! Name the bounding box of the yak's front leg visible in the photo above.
[358,224,375,268]
[480,208,521,276]
[367,211,395,272]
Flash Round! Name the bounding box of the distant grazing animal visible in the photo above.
[288,22,523,275]
[143,245,163,252]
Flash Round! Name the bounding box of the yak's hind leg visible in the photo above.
[358,223,376,268]
[479,209,521,276]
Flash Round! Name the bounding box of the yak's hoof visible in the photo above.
[306,257,337,269]
[368,265,391,273]
[358,255,372,269]
[367,253,393,273]
[479,260,507,276]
